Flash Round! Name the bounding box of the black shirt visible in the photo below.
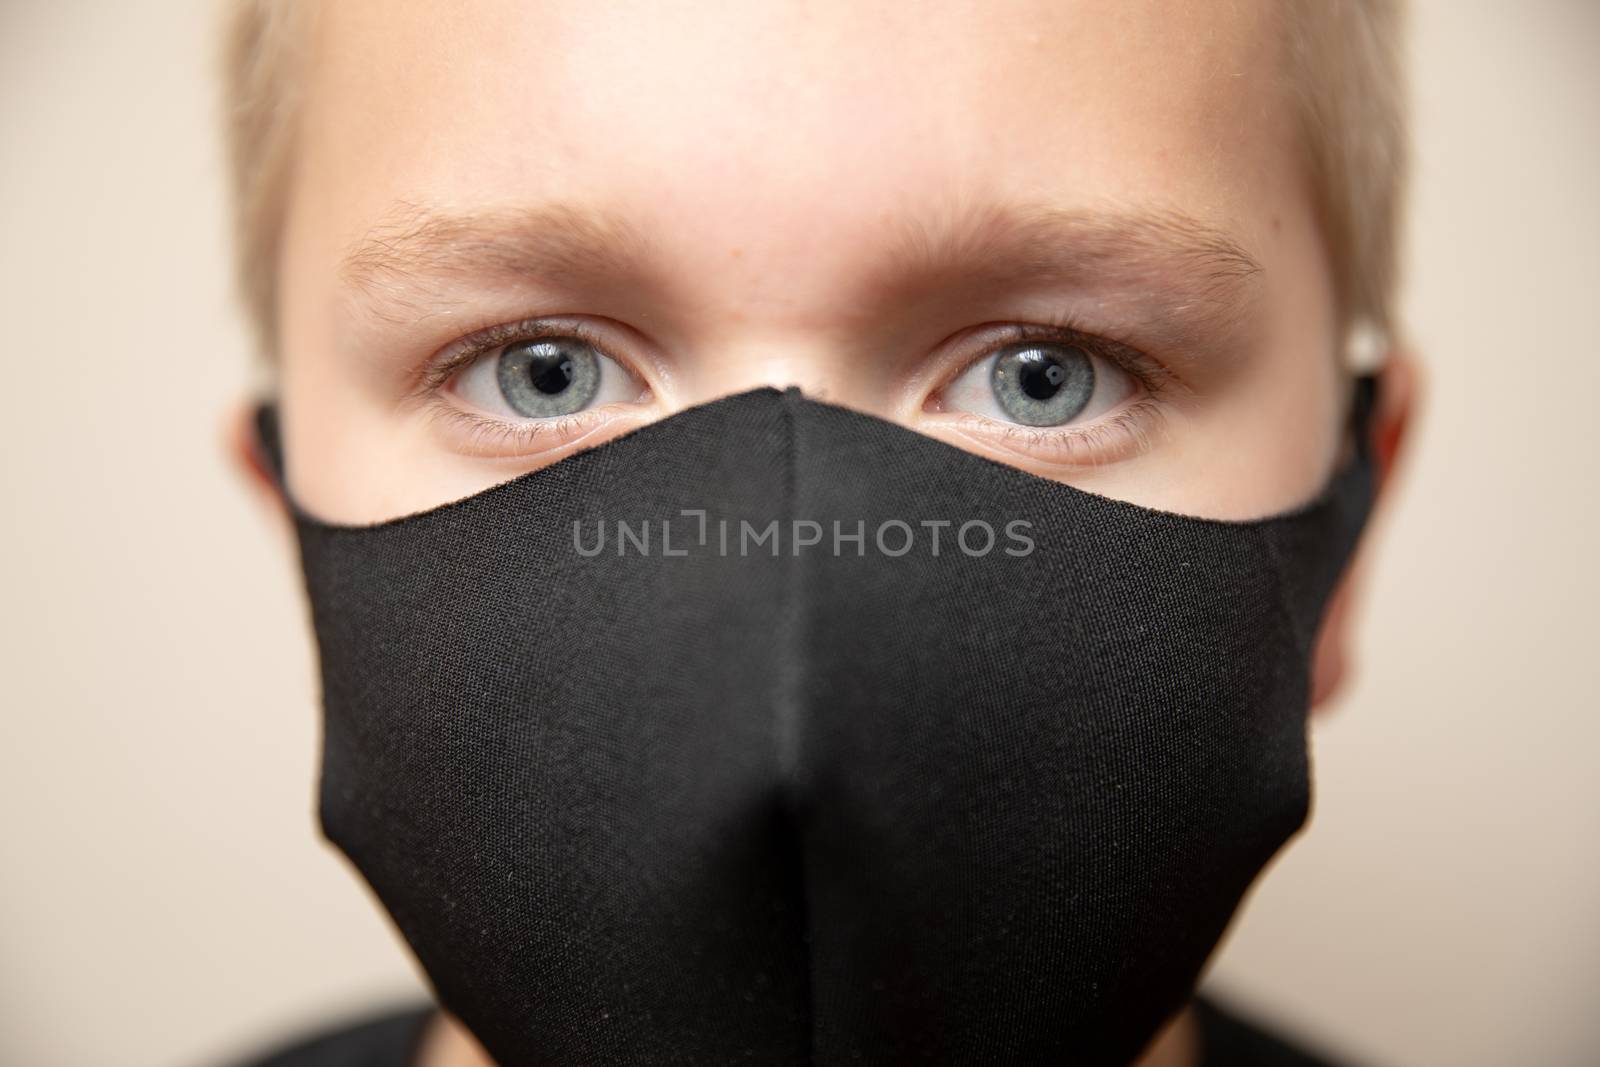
[228,995,1362,1067]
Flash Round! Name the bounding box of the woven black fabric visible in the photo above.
[253,377,1379,1066]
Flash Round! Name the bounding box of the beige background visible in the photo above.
[2,1,1596,1064]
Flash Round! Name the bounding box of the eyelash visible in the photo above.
[415,310,1180,459]
[937,310,1178,403]
[926,310,1180,464]
[412,318,637,454]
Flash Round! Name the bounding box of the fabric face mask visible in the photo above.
[253,374,1379,1066]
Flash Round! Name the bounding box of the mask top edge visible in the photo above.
[251,377,1378,538]
[788,378,1379,535]
[250,386,790,534]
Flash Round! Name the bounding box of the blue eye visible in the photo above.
[941,339,1136,429]
[991,343,1095,426]
[453,334,639,420]
[497,339,599,418]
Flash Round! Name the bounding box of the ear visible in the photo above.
[222,394,293,539]
[1308,345,1423,712]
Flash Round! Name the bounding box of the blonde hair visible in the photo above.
[219,0,311,359]
[1285,0,1409,352]
[219,0,1407,360]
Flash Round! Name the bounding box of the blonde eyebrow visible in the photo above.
[877,198,1262,303]
[338,196,1265,349]
[341,198,663,304]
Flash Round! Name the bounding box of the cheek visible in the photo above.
[1038,180,1345,523]
[274,185,465,525]
[1182,202,1346,519]
[1260,197,1349,488]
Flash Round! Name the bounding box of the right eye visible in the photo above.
[452,335,642,420]
[938,339,1138,429]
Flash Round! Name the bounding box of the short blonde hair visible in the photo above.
[1286,0,1409,350]
[219,0,1407,360]
[220,0,312,360]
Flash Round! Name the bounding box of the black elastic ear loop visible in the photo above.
[1347,371,1381,464]
[250,398,289,491]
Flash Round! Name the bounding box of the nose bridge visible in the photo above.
[675,332,882,412]
[647,205,902,407]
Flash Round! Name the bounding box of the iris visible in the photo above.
[990,342,1095,427]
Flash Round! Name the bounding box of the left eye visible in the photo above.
[451,336,639,419]
[940,340,1136,428]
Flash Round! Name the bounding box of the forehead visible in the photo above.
[291,0,1296,326]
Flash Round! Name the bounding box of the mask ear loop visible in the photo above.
[1347,371,1380,465]
[1343,318,1387,465]
[250,397,289,492]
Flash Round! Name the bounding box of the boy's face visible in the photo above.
[276,0,1344,526]
[247,7,1407,1054]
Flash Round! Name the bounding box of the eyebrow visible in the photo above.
[339,196,1265,351]
[343,200,661,301]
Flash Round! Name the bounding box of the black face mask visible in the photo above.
[253,374,1379,1066]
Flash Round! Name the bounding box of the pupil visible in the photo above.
[1021,356,1066,400]
[530,355,575,395]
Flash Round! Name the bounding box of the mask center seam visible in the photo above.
[774,388,815,1058]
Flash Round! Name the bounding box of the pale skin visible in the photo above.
[226,1,1420,1064]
